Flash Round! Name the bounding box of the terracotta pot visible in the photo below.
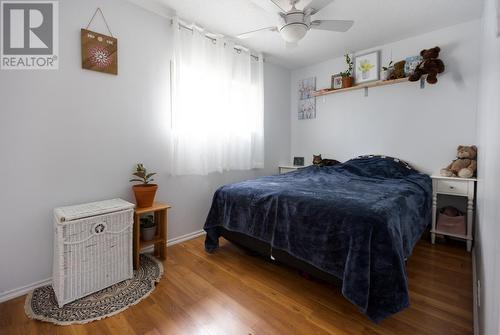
[132,184,158,208]
[342,76,354,88]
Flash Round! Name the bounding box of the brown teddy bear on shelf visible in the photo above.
[388,60,406,80]
[440,145,477,178]
[408,46,445,84]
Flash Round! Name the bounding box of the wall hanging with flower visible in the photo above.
[81,8,117,75]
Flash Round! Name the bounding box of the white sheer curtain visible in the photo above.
[168,18,264,176]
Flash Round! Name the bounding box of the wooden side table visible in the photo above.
[133,202,171,269]
[430,175,476,252]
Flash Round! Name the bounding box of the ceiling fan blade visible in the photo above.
[237,26,278,39]
[304,0,334,15]
[250,0,286,14]
[311,20,354,32]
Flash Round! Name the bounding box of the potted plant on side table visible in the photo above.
[140,215,157,241]
[340,53,354,88]
[130,163,157,208]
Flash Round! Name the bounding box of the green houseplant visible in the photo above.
[380,61,393,81]
[140,215,157,241]
[340,53,354,88]
[129,163,157,208]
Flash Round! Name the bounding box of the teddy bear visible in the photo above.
[440,145,477,178]
[388,60,406,80]
[408,46,445,84]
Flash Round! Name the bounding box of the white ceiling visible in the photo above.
[138,0,483,69]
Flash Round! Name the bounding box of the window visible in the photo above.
[168,18,264,176]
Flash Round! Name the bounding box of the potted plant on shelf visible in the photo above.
[129,163,157,208]
[380,61,393,81]
[140,215,157,241]
[340,53,354,88]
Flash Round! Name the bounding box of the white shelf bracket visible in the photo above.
[420,78,425,89]
[364,87,368,97]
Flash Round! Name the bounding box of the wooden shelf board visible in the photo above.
[431,175,477,182]
[431,230,471,240]
[313,78,412,97]
[135,202,171,215]
[140,237,166,249]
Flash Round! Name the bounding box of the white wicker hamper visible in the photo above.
[52,198,135,307]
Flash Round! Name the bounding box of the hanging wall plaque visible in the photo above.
[81,9,117,75]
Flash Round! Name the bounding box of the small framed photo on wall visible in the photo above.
[331,74,343,90]
[354,51,380,84]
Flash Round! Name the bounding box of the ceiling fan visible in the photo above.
[237,0,354,45]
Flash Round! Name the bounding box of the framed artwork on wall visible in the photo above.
[81,8,117,75]
[497,0,500,36]
[298,98,316,120]
[354,51,380,84]
[298,77,316,120]
[81,29,118,75]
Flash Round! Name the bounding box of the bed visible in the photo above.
[204,156,432,322]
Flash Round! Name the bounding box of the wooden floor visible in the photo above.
[0,236,473,335]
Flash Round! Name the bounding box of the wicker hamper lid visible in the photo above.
[54,198,135,223]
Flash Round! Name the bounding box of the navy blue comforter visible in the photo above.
[204,156,432,322]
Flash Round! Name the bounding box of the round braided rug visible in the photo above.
[25,254,163,326]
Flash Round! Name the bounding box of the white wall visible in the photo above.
[290,20,480,174]
[0,0,291,297]
[475,0,500,333]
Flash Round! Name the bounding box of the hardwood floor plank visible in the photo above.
[0,237,473,335]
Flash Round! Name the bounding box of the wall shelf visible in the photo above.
[313,77,424,97]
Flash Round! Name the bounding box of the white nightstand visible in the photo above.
[431,175,477,252]
[279,165,305,174]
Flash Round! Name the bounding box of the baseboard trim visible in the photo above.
[0,277,52,304]
[141,229,206,253]
[472,247,479,335]
[0,230,206,304]
[167,229,206,247]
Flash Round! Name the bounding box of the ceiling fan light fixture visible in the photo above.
[279,23,308,43]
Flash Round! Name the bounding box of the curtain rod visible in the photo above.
[174,21,261,62]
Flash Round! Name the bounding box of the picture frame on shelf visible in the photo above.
[293,157,305,166]
[404,55,422,76]
[354,51,380,84]
[331,73,343,90]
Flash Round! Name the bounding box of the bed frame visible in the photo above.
[221,228,409,284]
[221,228,341,285]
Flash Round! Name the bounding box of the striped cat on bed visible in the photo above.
[312,154,340,167]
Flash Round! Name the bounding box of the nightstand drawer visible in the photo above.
[436,179,468,195]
